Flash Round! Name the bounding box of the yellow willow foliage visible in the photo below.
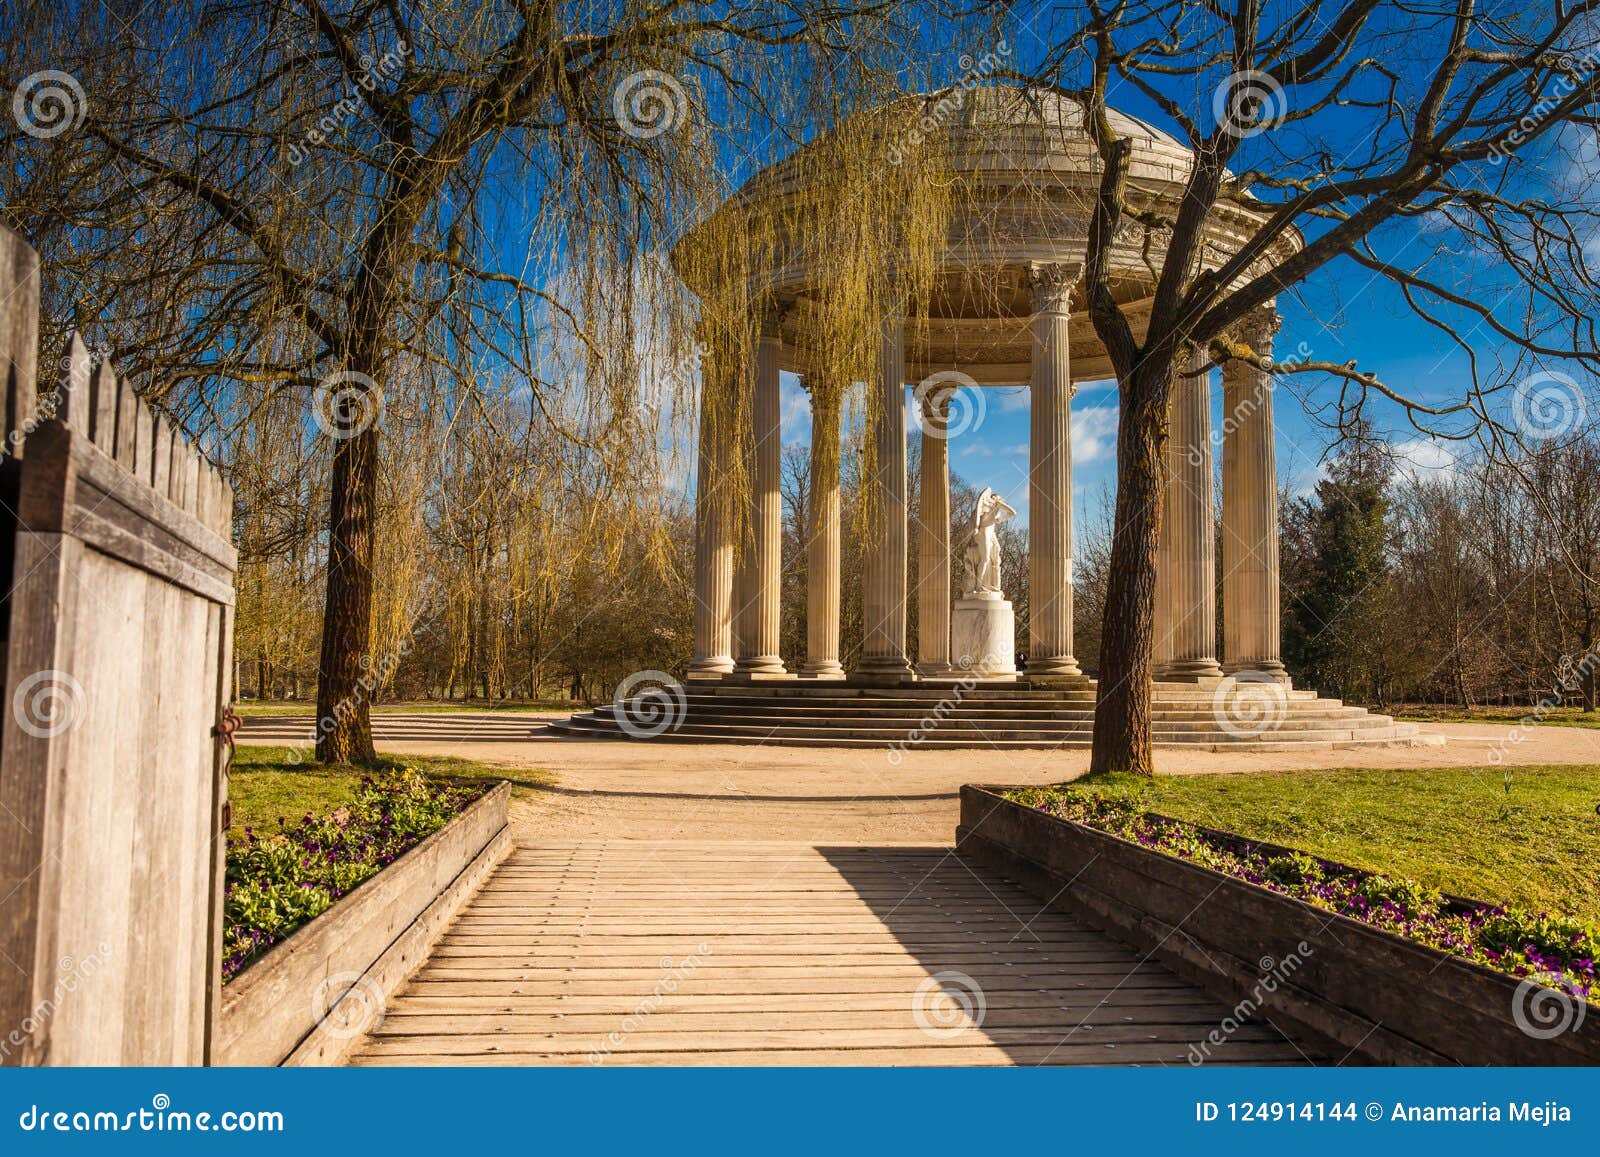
[674,97,958,543]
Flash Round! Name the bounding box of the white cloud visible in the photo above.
[1071,404,1119,465]
[1389,436,1460,481]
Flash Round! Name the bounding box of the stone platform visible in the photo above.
[550,678,1443,752]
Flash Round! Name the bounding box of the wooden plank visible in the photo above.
[0,532,80,1064]
[203,598,231,1063]
[176,441,201,515]
[0,224,40,453]
[113,376,139,470]
[150,416,172,497]
[352,1042,1312,1067]
[57,333,92,430]
[89,359,117,453]
[133,401,154,485]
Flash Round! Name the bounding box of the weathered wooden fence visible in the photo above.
[0,225,237,1065]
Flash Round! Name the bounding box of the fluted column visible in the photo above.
[731,369,758,670]
[802,379,844,678]
[1222,306,1287,680]
[688,361,735,678]
[1156,347,1223,681]
[916,385,952,675]
[1026,262,1082,679]
[856,314,913,680]
[749,312,787,673]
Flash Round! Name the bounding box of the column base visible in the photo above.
[798,659,846,679]
[1223,660,1290,684]
[1027,656,1083,679]
[732,655,787,677]
[1024,671,1093,690]
[915,660,954,678]
[686,657,735,681]
[851,657,916,686]
[1155,658,1226,684]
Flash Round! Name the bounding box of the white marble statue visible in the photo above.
[961,487,1016,599]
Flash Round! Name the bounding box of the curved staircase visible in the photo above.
[548,680,1442,752]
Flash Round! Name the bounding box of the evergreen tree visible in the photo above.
[1282,431,1396,704]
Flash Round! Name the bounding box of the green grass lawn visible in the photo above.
[238,699,578,717]
[1392,704,1600,728]
[230,745,554,834]
[1057,765,1600,924]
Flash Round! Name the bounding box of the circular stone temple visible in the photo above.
[557,88,1436,750]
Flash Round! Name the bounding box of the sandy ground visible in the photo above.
[241,715,1600,843]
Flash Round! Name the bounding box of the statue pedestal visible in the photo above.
[951,596,1017,679]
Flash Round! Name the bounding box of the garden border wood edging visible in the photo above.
[216,780,512,1066]
[956,784,1598,1066]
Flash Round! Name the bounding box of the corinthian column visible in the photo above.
[1156,347,1223,681]
[1026,262,1082,679]
[802,378,844,678]
[689,357,735,678]
[916,385,952,675]
[1222,306,1287,680]
[855,314,912,681]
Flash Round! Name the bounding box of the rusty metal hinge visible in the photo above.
[214,703,241,829]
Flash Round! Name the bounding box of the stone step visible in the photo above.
[545,717,1436,752]
[559,714,1411,743]
[595,707,1398,734]
[688,686,1323,703]
[653,702,1378,722]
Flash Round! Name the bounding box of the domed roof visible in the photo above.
[896,85,1198,185]
[739,85,1198,201]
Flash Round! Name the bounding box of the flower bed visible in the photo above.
[1006,786,1596,1004]
[223,767,489,981]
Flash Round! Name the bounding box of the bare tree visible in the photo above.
[1019,1,1600,772]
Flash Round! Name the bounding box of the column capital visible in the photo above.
[758,302,791,341]
[1231,304,1282,354]
[1025,262,1081,315]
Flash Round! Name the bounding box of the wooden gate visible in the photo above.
[0,225,236,1065]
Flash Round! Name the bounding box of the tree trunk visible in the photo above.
[1090,358,1170,775]
[315,420,380,764]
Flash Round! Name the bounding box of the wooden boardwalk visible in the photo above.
[347,841,1318,1066]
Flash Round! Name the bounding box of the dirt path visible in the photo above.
[240,714,1600,843]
